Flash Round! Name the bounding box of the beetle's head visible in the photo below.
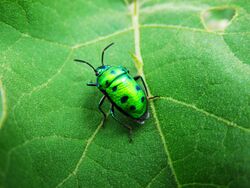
[95,65,111,76]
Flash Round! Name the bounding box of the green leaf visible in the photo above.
[201,7,236,32]
[0,0,250,188]
[0,80,7,130]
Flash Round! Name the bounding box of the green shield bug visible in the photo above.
[75,43,156,142]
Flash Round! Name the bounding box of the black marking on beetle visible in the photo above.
[127,75,132,80]
[106,80,109,86]
[110,70,116,74]
[136,85,141,91]
[121,96,129,103]
[130,105,136,111]
[112,86,117,92]
[141,96,145,103]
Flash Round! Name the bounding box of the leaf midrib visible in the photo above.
[0,80,7,129]
[130,0,181,187]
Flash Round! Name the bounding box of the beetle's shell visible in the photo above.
[97,66,148,120]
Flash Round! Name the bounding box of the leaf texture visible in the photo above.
[0,0,250,188]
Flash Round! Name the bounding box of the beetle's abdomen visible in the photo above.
[106,74,147,119]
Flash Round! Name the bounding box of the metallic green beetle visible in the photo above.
[75,43,153,141]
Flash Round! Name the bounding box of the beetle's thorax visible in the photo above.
[95,65,111,76]
[96,66,128,90]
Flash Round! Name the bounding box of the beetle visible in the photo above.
[75,43,155,142]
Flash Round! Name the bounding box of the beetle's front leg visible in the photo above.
[110,105,133,143]
[87,82,97,86]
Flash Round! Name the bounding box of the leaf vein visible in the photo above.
[72,27,133,49]
[130,0,181,187]
[0,80,7,129]
[4,134,85,178]
[221,35,250,66]
[55,117,104,188]
[141,24,219,34]
[141,23,250,37]
[87,155,143,187]
[141,2,209,14]
[160,96,250,132]
[181,182,221,188]
[12,50,73,127]
[145,166,168,188]
[0,21,70,48]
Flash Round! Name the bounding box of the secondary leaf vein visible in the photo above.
[145,166,168,188]
[55,117,105,188]
[12,50,73,130]
[72,27,133,49]
[0,21,70,48]
[4,134,84,177]
[141,24,221,35]
[160,96,250,133]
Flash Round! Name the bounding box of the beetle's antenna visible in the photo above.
[101,42,114,66]
[74,59,97,73]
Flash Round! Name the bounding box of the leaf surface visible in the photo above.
[0,0,250,188]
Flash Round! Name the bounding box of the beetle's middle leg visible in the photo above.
[134,75,160,100]
[98,95,107,128]
[110,105,133,143]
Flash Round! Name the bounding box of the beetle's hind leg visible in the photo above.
[147,96,160,100]
[134,75,160,100]
[134,75,148,96]
[110,105,133,143]
[98,96,107,128]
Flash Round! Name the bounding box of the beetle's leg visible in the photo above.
[110,105,133,143]
[101,42,114,66]
[134,75,160,100]
[133,75,149,96]
[98,96,107,127]
[87,83,97,86]
[147,96,160,100]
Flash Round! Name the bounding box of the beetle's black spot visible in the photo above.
[141,96,145,102]
[121,96,128,103]
[127,76,132,80]
[112,86,117,92]
[130,105,136,111]
[106,80,109,86]
[136,85,141,91]
[110,70,116,74]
